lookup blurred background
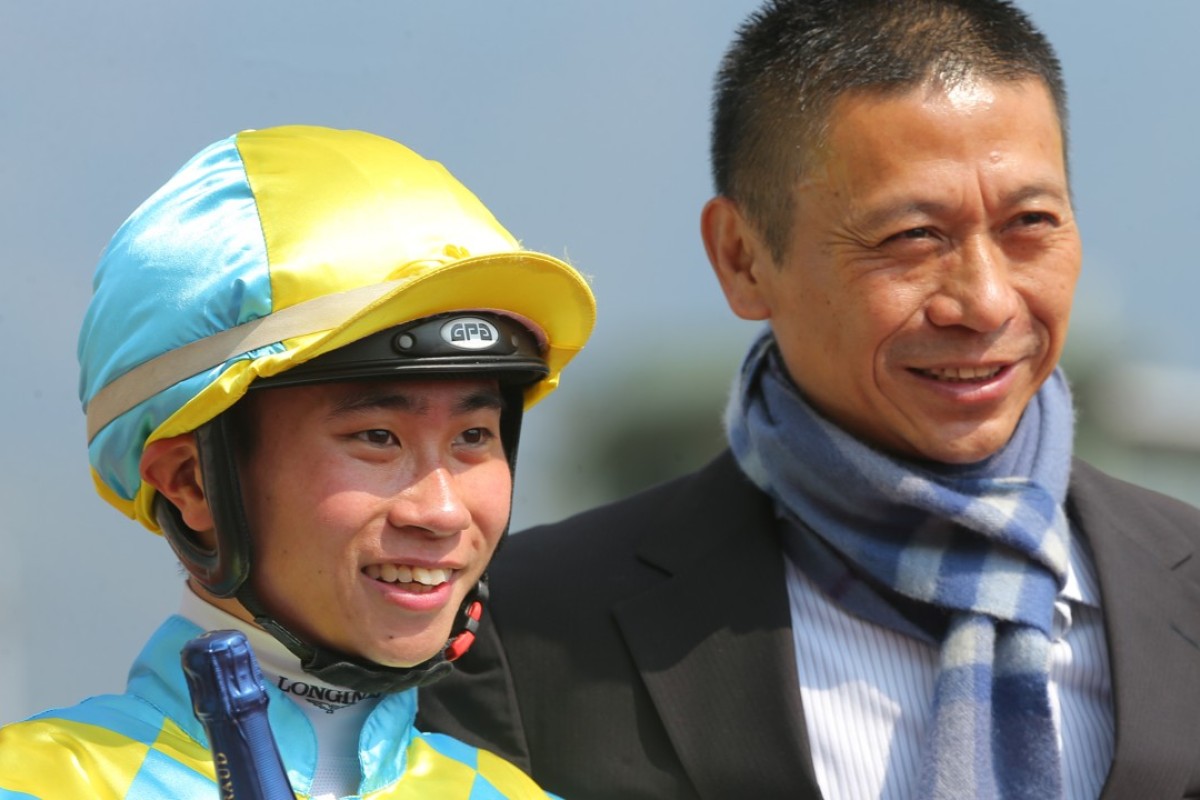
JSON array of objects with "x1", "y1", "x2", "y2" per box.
[{"x1": 2, "y1": 1, "x2": 1198, "y2": 724}]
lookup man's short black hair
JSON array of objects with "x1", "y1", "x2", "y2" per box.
[{"x1": 712, "y1": 0, "x2": 1067, "y2": 261}]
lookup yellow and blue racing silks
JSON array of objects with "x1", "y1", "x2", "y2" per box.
[{"x1": 0, "y1": 616, "x2": 557, "y2": 800}]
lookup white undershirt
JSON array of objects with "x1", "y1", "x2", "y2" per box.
[
  {"x1": 181, "y1": 587, "x2": 378, "y2": 799},
  {"x1": 786, "y1": 528, "x2": 1114, "y2": 800}
]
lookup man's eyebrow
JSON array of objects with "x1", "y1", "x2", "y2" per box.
[
  {"x1": 328, "y1": 385, "x2": 505, "y2": 417},
  {"x1": 850, "y1": 183, "x2": 1070, "y2": 233},
  {"x1": 850, "y1": 200, "x2": 950, "y2": 234}
]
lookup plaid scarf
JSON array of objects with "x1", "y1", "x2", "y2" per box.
[{"x1": 726, "y1": 330, "x2": 1072, "y2": 800}]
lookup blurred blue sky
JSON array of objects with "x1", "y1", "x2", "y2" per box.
[{"x1": 2, "y1": 1, "x2": 1198, "y2": 723}]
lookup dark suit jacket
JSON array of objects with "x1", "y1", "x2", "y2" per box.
[{"x1": 420, "y1": 452, "x2": 1200, "y2": 799}]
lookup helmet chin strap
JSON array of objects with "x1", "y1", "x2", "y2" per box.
[
  {"x1": 243, "y1": 576, "x2": 488, "y2": 695},
  {"x1": 158, "y1": 411, "x2": 493, "y2": 694}
]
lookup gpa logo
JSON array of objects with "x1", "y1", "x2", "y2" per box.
[{"x1": 441, "y1": 317, "x2": 499, "y2": 351}]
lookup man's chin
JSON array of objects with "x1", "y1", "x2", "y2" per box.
[{"x1": 902, "y1": 419, "x2": 1019, "y2": 465}]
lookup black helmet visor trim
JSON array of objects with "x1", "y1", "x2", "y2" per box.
[{"x1": 250, "y1": 312, "x2": 549, "y2": 391}]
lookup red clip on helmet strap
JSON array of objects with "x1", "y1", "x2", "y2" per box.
[{"x1": 445, "y1": 599, "x2": 484, "y2": 662}]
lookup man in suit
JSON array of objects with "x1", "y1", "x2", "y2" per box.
[{"x1": 420, "y1": 1, "x2": 1200, "y2": 798}]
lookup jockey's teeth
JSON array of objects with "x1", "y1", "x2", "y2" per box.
[{"x1": 363, "y1": 564, "x2": 451, "y2": 585}]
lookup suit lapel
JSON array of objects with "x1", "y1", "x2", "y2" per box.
[
  {"x1": 611, "y1": 454, "x2": 1200, "y2": 797},
  {"x1": 613, "y1": 453, "x2": 820, "y2": 799},
  {"x1": 1069, "y1": 461, "x2": 1200, "y2": 799}
]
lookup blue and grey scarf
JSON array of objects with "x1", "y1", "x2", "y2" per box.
[{"x1": 726, "y1": 329, "x2": 1072, "y2": 800}]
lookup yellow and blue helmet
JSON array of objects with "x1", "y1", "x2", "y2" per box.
[
  {"x1": 77, "y1": 125, "x2": 596, "y2": 691},
  {"x1": 80, "y1": 124, "x2": 595, "y2": 532}
]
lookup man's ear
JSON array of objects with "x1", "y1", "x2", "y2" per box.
[
  {"x1": 140, "y1": 433, "x2": 214, "y2": 534},
  {"x1": 700, "y1": 195, "x2": 774, "y2": 321}
]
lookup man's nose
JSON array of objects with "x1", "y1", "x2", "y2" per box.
[
  {"x1": 386, "y1": 465, "x2": 472, "y2": 537},
  {"x1": 925, "y1": 235, "x2": 1020, "y2": 332}
]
